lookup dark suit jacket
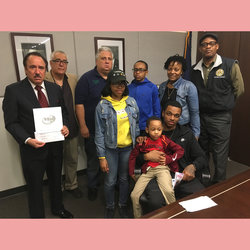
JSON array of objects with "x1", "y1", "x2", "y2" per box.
[{"x1": 2, "y1": 77, "x2": 68, "y2": 145}]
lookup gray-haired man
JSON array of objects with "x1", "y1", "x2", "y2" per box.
[
  {"x1": 75, "y1": 47, "x2": 113, "y2": 201},
  {"x1": 45, "y1": 50, "x2": 82, "y2": 198}
]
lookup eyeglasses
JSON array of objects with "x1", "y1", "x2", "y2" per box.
[
  {"x1": 132, "y1": 68, "x2": 147, "y2": 72},
  {"x1": 52, "y1": 59, "x2": 69, "y2": 64},
  {"x1": 200, "y1": 41, "x2": 217, "y2": 48},
  {"x1": 165, "y1": 111, "x2": 180, "y2": 118}
]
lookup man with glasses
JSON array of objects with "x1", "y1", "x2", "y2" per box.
[
  {"x1": 45, "y1": 50, "x2": 82, "y2": 199},
  {"x1": 75, "y1": 47, "x2": 113, "y2": 201},
  {"x1": 191, "y1": 33, "x2": 244, "y2": 183},
  {"x1": 128, "y1": 60, "x2": 161, "y2": 135}
]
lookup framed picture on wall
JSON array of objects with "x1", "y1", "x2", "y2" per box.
[
  {"x1": 94, "y1": 37, "x2": 125, "y2": 72},
  {"x1": 10, "y1": 32, "x2": 54, "y2": 81}
]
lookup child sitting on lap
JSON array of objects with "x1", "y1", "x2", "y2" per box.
[{"x1": 129, "y1": 116, "x2": 184, "y2": 218}]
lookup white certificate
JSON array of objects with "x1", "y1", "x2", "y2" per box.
[{"x1": 33, "y1": 107, "x2": 64, "y2": 143}]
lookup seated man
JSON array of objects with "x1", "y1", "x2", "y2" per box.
[{"x1": 136, "y1": 100, "x2": 208, "y2": 214}]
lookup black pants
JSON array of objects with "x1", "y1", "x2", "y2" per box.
[
  {"x1": 20, "y1": 142, "x2": 64, "y2": 218},
  {"x1": 199, "y1": 112, "x2": 232, "y2": 182},
  {"x1": 84, "y1": 135, "x2": 101, "y2": 189}
]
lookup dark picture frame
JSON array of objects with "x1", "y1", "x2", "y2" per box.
[
  {"x1": 94, "y1": 37, "x2": 125, "y2": 72},
  {"x1": 10, "y1": 32, "x2": 54, "y2": 81}
]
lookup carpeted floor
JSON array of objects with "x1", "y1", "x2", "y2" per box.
[{"x1": 0, "y1": 160, "x2": 249, "y2": 218}]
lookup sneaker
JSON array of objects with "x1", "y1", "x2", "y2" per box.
[
  {"x1": 105, "y1": 208, "x2": 115, "y2": 218},
  {"x1": 88, "y1": 188, "x2": 98, "y2": 201},
  {"x1": 66, "y1": 187, "x2": 83, "y2": 199},
  {"x1": 118, "y1": 205, "x2": 129, "y2": 218}
]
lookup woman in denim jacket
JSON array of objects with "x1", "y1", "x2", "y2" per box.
[
  {"x1": 159, "y1": 55, "x2": 200, "y2": 139},
  {"x1": 95, "y1": 69, "x2": 140, "y2": 218}
]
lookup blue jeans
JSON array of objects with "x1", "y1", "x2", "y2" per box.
[{"x1": 104, "y1": 146, "x2": 132, "y2": 209}]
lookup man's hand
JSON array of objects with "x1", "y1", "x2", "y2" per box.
[
  {"x1": 144, "y1": 150, "x2": 166, "y2": 165},
  {"x1": 182, "y1": 164, "x2": 196, "y2": 181},
  {"x1": 80, "y1": 125, "x2": 90, "y2": 138},
  {"x1": 27, "y1": 138, "x2": 45, "y2": 149},
  {"x1": 61, "y1": 125, "x2": 69, "y2": 137},
  {"x1": 99, "y1": 158, "x2": 109, "y2": 173}
]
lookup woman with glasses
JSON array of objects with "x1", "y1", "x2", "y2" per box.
[
  {"x1": 159, "y1": 55, "x2": 200, "y2": 139},
  {"x1": 95, "y1": 69, "x2": 140, "y2": 218}
]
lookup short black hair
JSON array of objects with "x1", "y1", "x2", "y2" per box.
[
  {"x1": 199, "y1": 33, "x2": 218, "y2": 45},
  {"x1": 146, "y1": 116, "x2": 162, "y2": 128},
  {"x1": 164, "y1": 55, "x2": 187, "y2": 72},
  {"x1": 101, "y1": 81, "x2": 129, "y2": 97},
  {"x1": 134, "y1": 60, "x2": 148, "y2": 70},
  {"x1": 162, "y1": 100, "x2": 182, "y2": 113},
  {"x1": 23, "y1": 52, "x2": 48, "y2": 69}
]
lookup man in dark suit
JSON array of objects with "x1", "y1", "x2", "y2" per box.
[{"x1": 2, "y1": 52, "x2": 73, "y2": 218}]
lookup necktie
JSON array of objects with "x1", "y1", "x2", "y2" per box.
[{"x1": 35, "y1": 85, "x2": 49, "y2": 108}]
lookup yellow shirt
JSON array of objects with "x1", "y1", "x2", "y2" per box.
[{"x1": 102, "y1": 96, "x2": 132, "y2": 148}]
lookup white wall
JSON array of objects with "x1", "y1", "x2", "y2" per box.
[{"x1": 0, "y1": 31, "x2": 197, "y2": 192}]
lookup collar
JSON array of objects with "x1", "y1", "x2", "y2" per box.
[
  {"x1": 50, "y1": 70, "x2": 68, "y2": 82},
  {"x1": 131, "y1": 77, "x2": 150, "y2": 85},
  {"x1": 202, "y1": 55, "x2": 216, "y2": 68},
  {"x1": 28, "y1": 79, "x2": 45, "y2": 89},
  {"x1": 193, "y1": 54, "x2": 222, "y2": 79},
  {"x1": 171, "y1": 76, "x2": 184, "y2": 88},
  {"x1": 94, "y1": 66, "x2": 108, "y2": 80}
]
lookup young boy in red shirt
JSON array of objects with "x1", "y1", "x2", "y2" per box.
[{"x1": 129, "y1": 116, "x2": 184, "y2": 218}]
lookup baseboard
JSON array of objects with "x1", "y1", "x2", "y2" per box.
[{"x1": 0, "y1": 169, "x2": 86, "y2": 199}]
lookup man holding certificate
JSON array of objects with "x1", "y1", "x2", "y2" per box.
[{"x1": 2, "y1": 52, "x2": 73, "y2": 218}]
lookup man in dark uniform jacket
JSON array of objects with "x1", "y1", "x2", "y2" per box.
[
  {"x1": 191, "y1": 33, "x2": 244, "y2": 183},
  {"x1": 2, "y1": 52, "x2": 73, "y2": 218}
]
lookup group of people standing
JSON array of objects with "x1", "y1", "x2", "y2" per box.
[{"x1": 2, "y1": 33, "x2": 244, "y2": 218}]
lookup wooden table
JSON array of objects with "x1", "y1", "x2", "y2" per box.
[{"x1": 143, "y1": 169, "x2": 250, "y2": 218}]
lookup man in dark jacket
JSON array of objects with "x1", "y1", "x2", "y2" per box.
[
  {"x1": 191, "y1": 33, "x2": 244, "y2": 183},
  {"x1": 2, "y1": 52, "x2": 73, "y2": 218},
  {"x1": 136, "y1": 100, "x2": 207, "y2": 214}
]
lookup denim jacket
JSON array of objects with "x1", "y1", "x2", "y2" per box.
[
  {"x1": 159, "y1": 77, "x2": 200, "y2": 137},
  {"x1": 95, "y1": 96, "x2": 140, "y2": 158}
]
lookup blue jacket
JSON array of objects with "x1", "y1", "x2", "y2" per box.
[
  {"x1": 159, "y1": 77, "x2": 200, "y2": 137},
  {"x1": 95, "y1": 96, "x2": 140, "y2": 158},
  {"x1": 128, "y1": 78, "x2": 161, "y2": 130}
]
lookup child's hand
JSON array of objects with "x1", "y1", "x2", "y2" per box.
[
  {"x1": 131, "y1": 174, "x2": 137, "y2": 182},
  {"x1": 136, "y1": 136, "x2": 147, "y2": 145},
  {"x1": 159, "y1": 156, "x2": 166, "y2": 166}
]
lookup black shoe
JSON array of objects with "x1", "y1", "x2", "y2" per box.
[
  {"x1": 66, "y1": 187, "x2": 83, "y2": 199},
  {"x1": 118, "y1": 205, "x2": 129, "y2": 218},
  {"x1": 88, "y1": 188, "x2": 98, "y2": 201},
  {"x1": 105, "y1": 208, "x2": 115, "y2": 218},
  {"x1": 52, "y1": 209, "x2": 74, "y2": 218}
]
